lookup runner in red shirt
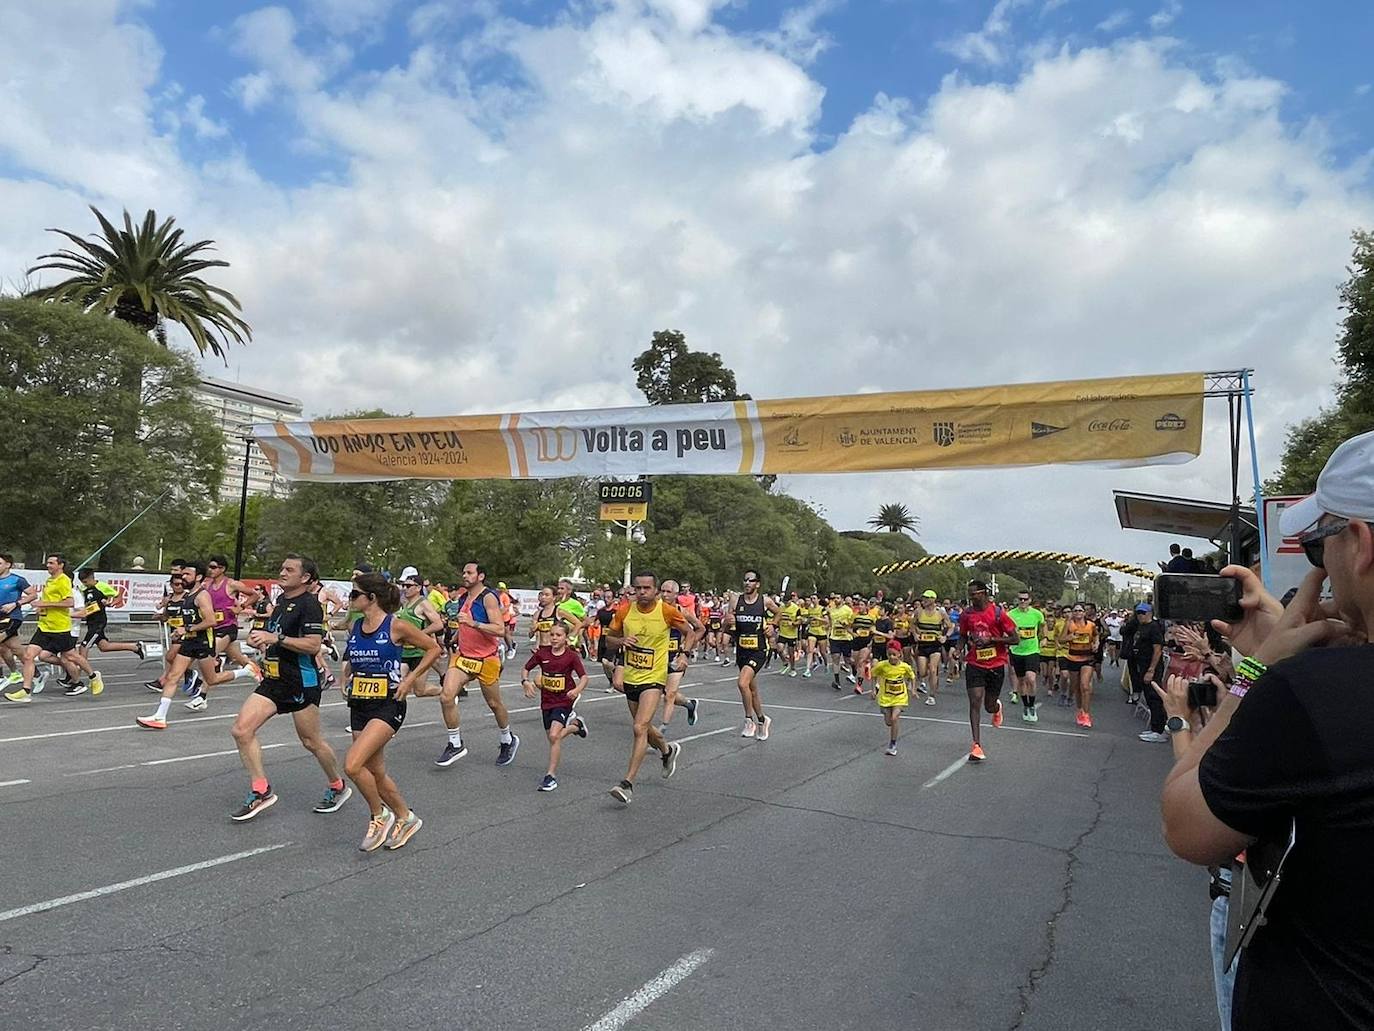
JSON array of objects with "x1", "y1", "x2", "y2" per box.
[
  {"x1": 958, "y1": 579, "x2": 1018, "y2": 763},
  {"x1": 521, "y1": 624, "x2": 590, "y2": 792}
]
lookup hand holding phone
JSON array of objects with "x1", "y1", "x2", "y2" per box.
[{"x1": 1154, "y1": 574, "x2": 1244, "y2": 623}]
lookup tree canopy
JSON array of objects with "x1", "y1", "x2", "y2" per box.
[{"x1": 632, "y1": 329, "x2": 744, "y2": 405}]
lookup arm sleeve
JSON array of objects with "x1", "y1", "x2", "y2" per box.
[{"x1": 1197, "y1": 670, "x2": 1324, "y2": 840}]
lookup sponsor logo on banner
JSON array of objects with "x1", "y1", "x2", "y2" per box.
[
  {"x1": 1088, "y1": 419, "x2": 1132, "y2": 432},
  {"x1": 781, "y1": 424, "x2": 806, "y2": 450},
  {"x1": 935, "y1": 421, "x2": 993, "y2": 447},
  {"x1": 527, "y1": 423, "x2": 731, "y2": 464},
  {"x1": 1031, "y1": 422, "x2": 1067, "y2": 439},
  {"x1": 1155, "y1": 413, "x2": 1188, "y2": 431},
  {"x1": 835, "y1": 428, "x2": 856, "y2": 448},
  {"x1": 857, "y1": 426, "x2": 920, "y2": 447},
  {"x1": 933, "y1": 422, "x2": 955, "y2": 447},
  {"x1": 531, "y1": 427, "x2": 578, "y2": 462}
]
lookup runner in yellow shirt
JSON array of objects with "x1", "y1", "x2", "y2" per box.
[
  {"x1": 827, "y1": 595, "x2": 854, "y2": 691},
  {"x1": 773, "y1": 594, "x2": 803, "y2": 676},
  {"x1": 868, "y1": 640, "x2": 914, "y2": 755},
  {"x1": 7, "y1": 553, "x2": 104, "y2": 702}
]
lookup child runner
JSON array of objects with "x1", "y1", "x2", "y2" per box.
[
  {"x1": 521, "y1": 624, "x2": 590, "y2": 792},
  {"x1": 868, "y1": 640, "x2": 914, "y2": 755}
]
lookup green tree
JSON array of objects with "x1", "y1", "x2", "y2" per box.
[
  {"x1": 867, "y1": 502, "x2": 920, "y2": 535},
  {"x1": 27, "y1": 206, "x2": 251, "y2": 360},
  {"x1": 1077, "y1": 570, "x2": 1116, "y2": 609},
  {"x1": 0, "y1": 299, "x2": 223, "y2": 566},
  {"x1": 632, "y1": 329, "x2": 744, "y2": 405},
  {"x1": 1270, "y1": 229, "x2": 1374, "y2": 492}
]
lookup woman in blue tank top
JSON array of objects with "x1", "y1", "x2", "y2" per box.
[{"x1": 344, "y1": 573, "x2": 441, "y2": 853}]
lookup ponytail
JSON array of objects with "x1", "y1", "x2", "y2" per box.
[{"x1": 354, "y1": 572, "x2": 401, "y2": 613}]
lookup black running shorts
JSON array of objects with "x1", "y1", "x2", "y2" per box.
[
  {"x1": 623, "y1": 682, "x2": 664, "y2": 703},
  {"x1": 349, "y1": 698, "x2": 406, "y2": 733},
  {"x1": 542, "y1": 706, "x2": 574, "y2": 730},
  {"x1": 965, "y1": 664, "x2": 1006, "y2": 697},
  {"x1": 214, "y1": 625, "x2": 239, "y2": 643},
  {"x1": 29, "y1": 629, "x2": 76, "y2": 654},
  {"x1": 179, "y1": 637, "x2": 213, "y2": 660},
  {"x1": 831, "y1": 639, "x2": 853, "y2": 657},
  {"x1": 81, "y1": 623, "x2": 110, "y2": 647},
  {"x1": 255, "y1": 680, "x2": 322, "y2": 715},
  {"x1": 917, "y1": 642, "x2": 942, "y2": 658},
  {"x1": 736, "y1": 649, "x2": 767, "y2": 671},
  {"x1": 1, "y1": 618, "x2": 22, "y2": 642},
  {"x1": 1010, "y1": 653, "x2": 1037, "y2": 677}
]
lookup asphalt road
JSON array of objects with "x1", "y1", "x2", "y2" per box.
[{"x1": 0, "y1": 649, "x2": 1221, "y2": 1031}]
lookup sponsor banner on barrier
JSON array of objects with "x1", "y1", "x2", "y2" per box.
[{"x1": 252, "y1": 373, "x2": 1205, "y2": 482}]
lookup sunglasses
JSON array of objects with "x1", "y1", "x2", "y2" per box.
[
  {"x1": 349, "y1": 589, "x2": 370, "y2": 600},
  {"x1": 743, "y1": 577, "x2": 759, "y2": 584},
  {"x1": 1300, "y1": 519, "x2": 1348, "y2": 569}
]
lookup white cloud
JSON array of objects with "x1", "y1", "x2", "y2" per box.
[
  {"x1": 1149, "y1": 1, "x2": 1182, "y2": 30},
  {"x1": 306, "y1": 0, "x2": 398, "y2": 36},
  {"x1": 1096, "y1": 9, "x2": 1131, "y2": 32},
  {"x1": 940, "y1": 0, "x2": 1031, "y2": 67},
  {"x1": 4, "y1": 4, "x2": 1372, "y2": 567}
]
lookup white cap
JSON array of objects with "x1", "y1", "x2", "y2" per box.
[
  {"x1": 1279, "y1": 430, "x2": 1374, "y2": 537},
  {"x1": 400, "y1": 565, "x2": 419, "y2": 581}
]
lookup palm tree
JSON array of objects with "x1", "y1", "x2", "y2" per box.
[
  {"x1": 868, "y1": 503, "x2": 919, "y2": 535},
  {"x1": 27, "y1": 206, "x2": 251, "y2": 360}
]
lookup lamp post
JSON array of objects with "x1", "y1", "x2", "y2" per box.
[{"x1": 618, "y1": 520, "x2": 647, "y2": 587}]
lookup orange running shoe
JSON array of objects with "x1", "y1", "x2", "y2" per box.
[
  {"x1": 1082, "y1": 712, "x2": 1093, "y2": 729},
  {"x1": 991, "y1": 700, "x2": 1003, "y2": 728},
  {"x1": 969, "y1": 742, "x2": 986, "y2": 762}
]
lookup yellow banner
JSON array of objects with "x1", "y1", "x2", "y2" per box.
[{"x1": 252, "y1": 372, "x2": 1204, "y2": 481}]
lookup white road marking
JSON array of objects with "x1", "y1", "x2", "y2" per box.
[
  {"x1": 672, "y1": 726, "x2": 735, "y2": 744},
  {"x1": 0, "y1": 843, "x2": 291, "y2": 924},
  {"x1": 694, "y1": 699, "x2": 1090, "y2": 738},
  {"x1": 921, "y1": 756, "x2": 971, "y2": 791},
  {"x1": 582, "y1": 948, "x2": 714, "y2": 1031},
  {"x1": 0, "y1": 778, "x2": 31, "y2": 787},
  {"x1": 67, "y1": 744, "x2": 289, "y2": 777}
]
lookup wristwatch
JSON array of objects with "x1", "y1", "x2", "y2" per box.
[{"x1": 1165, "y1": 715, "x2": 1189, "y2": 734}]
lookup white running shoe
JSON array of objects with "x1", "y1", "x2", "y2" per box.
[
  {"x1": 185, "y1": 695, "x2": 208, "y2": 711},
  {"x1": 741, "y1": 719, "x2": 757, "y2": 738}
]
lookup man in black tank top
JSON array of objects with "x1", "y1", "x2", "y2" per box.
[{"x1": 727, "y1": 569, "x2": 779, "y2": 741}]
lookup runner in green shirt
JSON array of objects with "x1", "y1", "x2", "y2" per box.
[{"x1": 1007, "y1": 590, "x2": 1046, "y2": 723}]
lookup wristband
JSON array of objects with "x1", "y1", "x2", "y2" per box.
[
  {"x1": 1229, "y1": 673, "x2": 1256, "y2": 699},
  {"x1": 1236, "y1": 656, "x2": 1268, "y2": 680}
]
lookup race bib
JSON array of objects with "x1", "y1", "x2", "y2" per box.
[
  {"x1": 535, "y1": 619, "x2": 554, "y2": 634},
  {"x1": 214, "y1": 610, "x2": 226, "y2": 624},
  {"x1": 624, "y1": 646, "x2": 655, "y2": 670},
  {"x1": 452, "y1": 655, "x2": 484, "y2": 675},
  {"x1": 83, "y1": 603, "x2": 100, "y2": 616},
  {"x1": 167, "y1": 617, "x2": 183, "y2": 629},
  {"x1": 976, "y1": 646, "x2": 997, "y2": 662},
  {"x1": 883, "y1": 678, "x2": 906, "y2": 697},
  {"x1": 738, "y1": 635, "x2": 759, "y2": 650},
  {"x1": 918, "y1": 631, "x2": 938, "y2": 643},
  {"x1": 541, "y1": 673, "x2": 567, "y2": 693},
  {"x1": 350, "y1": 674, "x2": 389, "y2": 699},
  {"x1": 446, "y1": 619, "x2": 461, "y2": 630},
  {"x1": 1018, "y1": 627, "x2": 1036, "y2": 639},
  {"x1": 263, "y1": 658, "x2": 280, "y2": 679},
  {"x1": 667, "y1": 637, "x2": 678, "y2": 653},
  {"x1": 253, "y1": 618, "x2": 267, "y2": 630}
]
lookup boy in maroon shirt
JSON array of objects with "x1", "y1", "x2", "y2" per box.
[{"x1": 522, "y1": 624, "x2": 590, "y2": 792}]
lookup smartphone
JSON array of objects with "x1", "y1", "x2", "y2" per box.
[
  {"x1": 1187, "y1": 678, "x2": 1218, "y2": 709},
  {"x1": 1153, "y1": 573, "x2": 1244, "y2": 623}
]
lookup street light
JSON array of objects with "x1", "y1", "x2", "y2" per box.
[{"x1": 614, "y1": 520, "x2": 647, "y2": 587}]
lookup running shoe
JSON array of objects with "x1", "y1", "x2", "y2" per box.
[
  {"x1": 4, "y1": 688, "x2": 32, "y2": 704},
  {"x1": 539, "y1": 774, "x2": 559, "y2": 792},
  {"x1": 780, "y1": 664, "x2": 792, "y2": 676},
  {"x1": 661, "y1": 740, "x2": 682, "y2": 779},
  {"x1": 1138, "y1": 731, "x2": 1168, "y2": 743},
  {"x1": 853, "y1": 684, "x2": 863, "y2": 695},
  {"x1": 788, "y1": 667, "x2": 798, "y2": 678},
  {"x1": 90, "y1": 673, "x2": 104, "y2": 697},
  {"x1": 968, "y1": 742, "x2": 986, "y2": 762},
  {"x1": 1074, "y1": 710, "x2": 1088, "y2": 727},
  {"x1": 64, "y1": 682, "x2": 88, "y2": 697},
  {"x1": 231, "y1": 788, "x2": 278, "y2": 822},
  {"x1": 740, "y1": 719, "x2": 757, "y2": 738},
  {"x1": 134, "y1": 641, "x2": 146, "y2": 661},
  {"x1": 884, "y1": 743, "x2": 898, "y2": 757},
  {"x1": 917, "y1": 682, "x2": 928, "y2": 695},
  {"x1": 1, "y1": 671, "x2": 20, "y2": 687},
  {"x1": 136, "y1": 714, "x2": 167, "y2": 729},
  {"x1": 572, "y1": 713, "x2": 589, "y2": 739},
  {"x1": 1010, "y1": 691, "x2": 1019, "y2": 704},
  {"x1": 385, "y1": 811, "x2": 423, "y2": 850},
  {"x1": 1025, "y1": 707, "x2": 1038, "y2": 723},
  {"x1": 31, "y1": 675, "x2": 46, "y2": 694},
  {"x1": 496, "y1": 734, "x2": 520, "y2": 767},
  {"x1": 802, "y1": 669, "x2": 812, "y2": 678},
  {"x1": 685, "y1": 699, "x2": 699, "y2": 727},
  {"x1": 59, "y1": 672, "x2": 76, "y2": 688},
  {"x1": 1082, "y1": 712, "x2": 1093, "y2": 729},
  {"x1": 831, "y1": 678, "x2": 841, "y2": 691},
  {"x1": 846, "y1": 673, "x2": 857, "y2": 684},
  {"x1": 923, "y1": 696, "x2": 936, "y2": 706},
  {"x1": 246, "y1": 660, "x2": 263, "y2": 682},
  {"x1": 185, "y1": 695, "x2": 208, "y2": 712},
  {"x1": 610, "y1": 780, "x2": 633, "y2": 805},
  {"x1": 757, "y1": 714, "x2": 772, "y2": 741},
  {"x1": 435, "y1": 741, "x2": 468, "y2": 767},
  {"x1": 360, "y1": 807, "x2": 395, "y2": 852},
  {"x1": 313, "y1": 784, "x2": 353, "y2": 814},
  {"x1": 991, "y1": 700, "x2": 1003, "y2": 728}
]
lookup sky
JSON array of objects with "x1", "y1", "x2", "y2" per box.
[{"x1": 4, "y1": 0, "x2": 1373, "y2": 573}]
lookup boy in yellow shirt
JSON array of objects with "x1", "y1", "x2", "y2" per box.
[{"x1": 868, "y1": 640, "x2": 914, "y2": 756}]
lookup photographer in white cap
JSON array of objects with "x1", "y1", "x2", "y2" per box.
[{"x1": 1156, "y1": 429, "x2": 1374, "y2": 1030}]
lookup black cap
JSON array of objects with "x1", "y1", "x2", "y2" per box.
[
  {"x1": 967, "y1": 579, "x2": 990, "y2": 592},
  {"x1": 354, "y1": 562, "x2": 374, "y2": 574}
]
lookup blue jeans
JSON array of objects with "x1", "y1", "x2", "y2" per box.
[{"x1": 1210, "y1": 867, "x2": 1236, "y2": 1031}]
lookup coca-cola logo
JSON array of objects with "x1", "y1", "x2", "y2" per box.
[{"x1": 1089, "y1": 419, "x2": 1132, "y2": 432}]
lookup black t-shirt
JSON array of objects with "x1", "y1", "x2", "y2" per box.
[
  {"x1": 1198, "y1": 646, "x2": 1374, "y2": 1030},
  {"x1": 1126, "y1": 618, "x2": 1164, "y2": 667},
  {"x1": 263, "y1": 591, "x2": 325, "y2": 690}
]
